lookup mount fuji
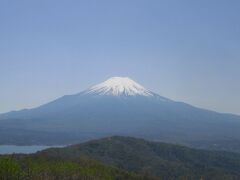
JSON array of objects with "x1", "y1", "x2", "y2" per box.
[
  {"x1": 86, "y1": 77, "x2": 154, "y2": 96},
  {"x1": 1, "y1": 77, "x2": 240, "y2": 152}
]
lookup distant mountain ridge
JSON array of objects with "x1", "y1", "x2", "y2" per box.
[{"x1": 0, "y1": 77, "x2": 240, "y2": 152}]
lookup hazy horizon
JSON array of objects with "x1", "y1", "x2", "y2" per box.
[{"x1": 1, "y1": 0, "x2": 240, "y2": 115}]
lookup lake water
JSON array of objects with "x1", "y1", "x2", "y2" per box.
[{"x1": 0, "y1": 145, "x2": 62, "y2": 154}]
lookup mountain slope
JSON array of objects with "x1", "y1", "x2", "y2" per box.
[
  {"x1": 1, "y1": 77, "x2": 240, "y2": 152},
  {"x1": 38, "y1": 136, "x2": 240, "y2": 179},
  {"x1": 0, "y1": 152, "x2": 147, "y2": 180}
]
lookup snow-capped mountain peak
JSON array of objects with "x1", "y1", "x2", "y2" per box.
[{"x1": 85, "y1": 77, "x2": 153, "y2": 96}]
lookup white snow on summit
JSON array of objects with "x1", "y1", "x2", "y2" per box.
[{"x1": 86, "y1": 77, "x2": 153, "y2": 96}]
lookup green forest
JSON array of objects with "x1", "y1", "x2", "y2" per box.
[
  {"x1": 0, "y1": 155, "x2": 146, "y2": 180},
  {"x1": 1, "y1": 136, "x2": 240, "y2": 180}
]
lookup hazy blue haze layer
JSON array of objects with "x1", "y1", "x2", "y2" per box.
[{"x1": 0, "y1": 145, "x2": 62, "y2": 154}]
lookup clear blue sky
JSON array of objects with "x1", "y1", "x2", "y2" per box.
[{"x1": 0, "y1": 0, "x2": 240, "y2": 114}]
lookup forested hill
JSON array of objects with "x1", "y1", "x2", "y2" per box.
[
  {"x1": 0, "y1": 154, "x2": 148, "y2": 180},
  {"x1": 1, "y1": 136, "x2": 240, "y2": 179},
  {"x1": 39, "y1": 136, "x2": 240, "y2": 179}
]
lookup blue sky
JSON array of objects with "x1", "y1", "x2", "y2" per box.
[{"x1": 0, "y1": 0, "x2": 240, "y2": 114}]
